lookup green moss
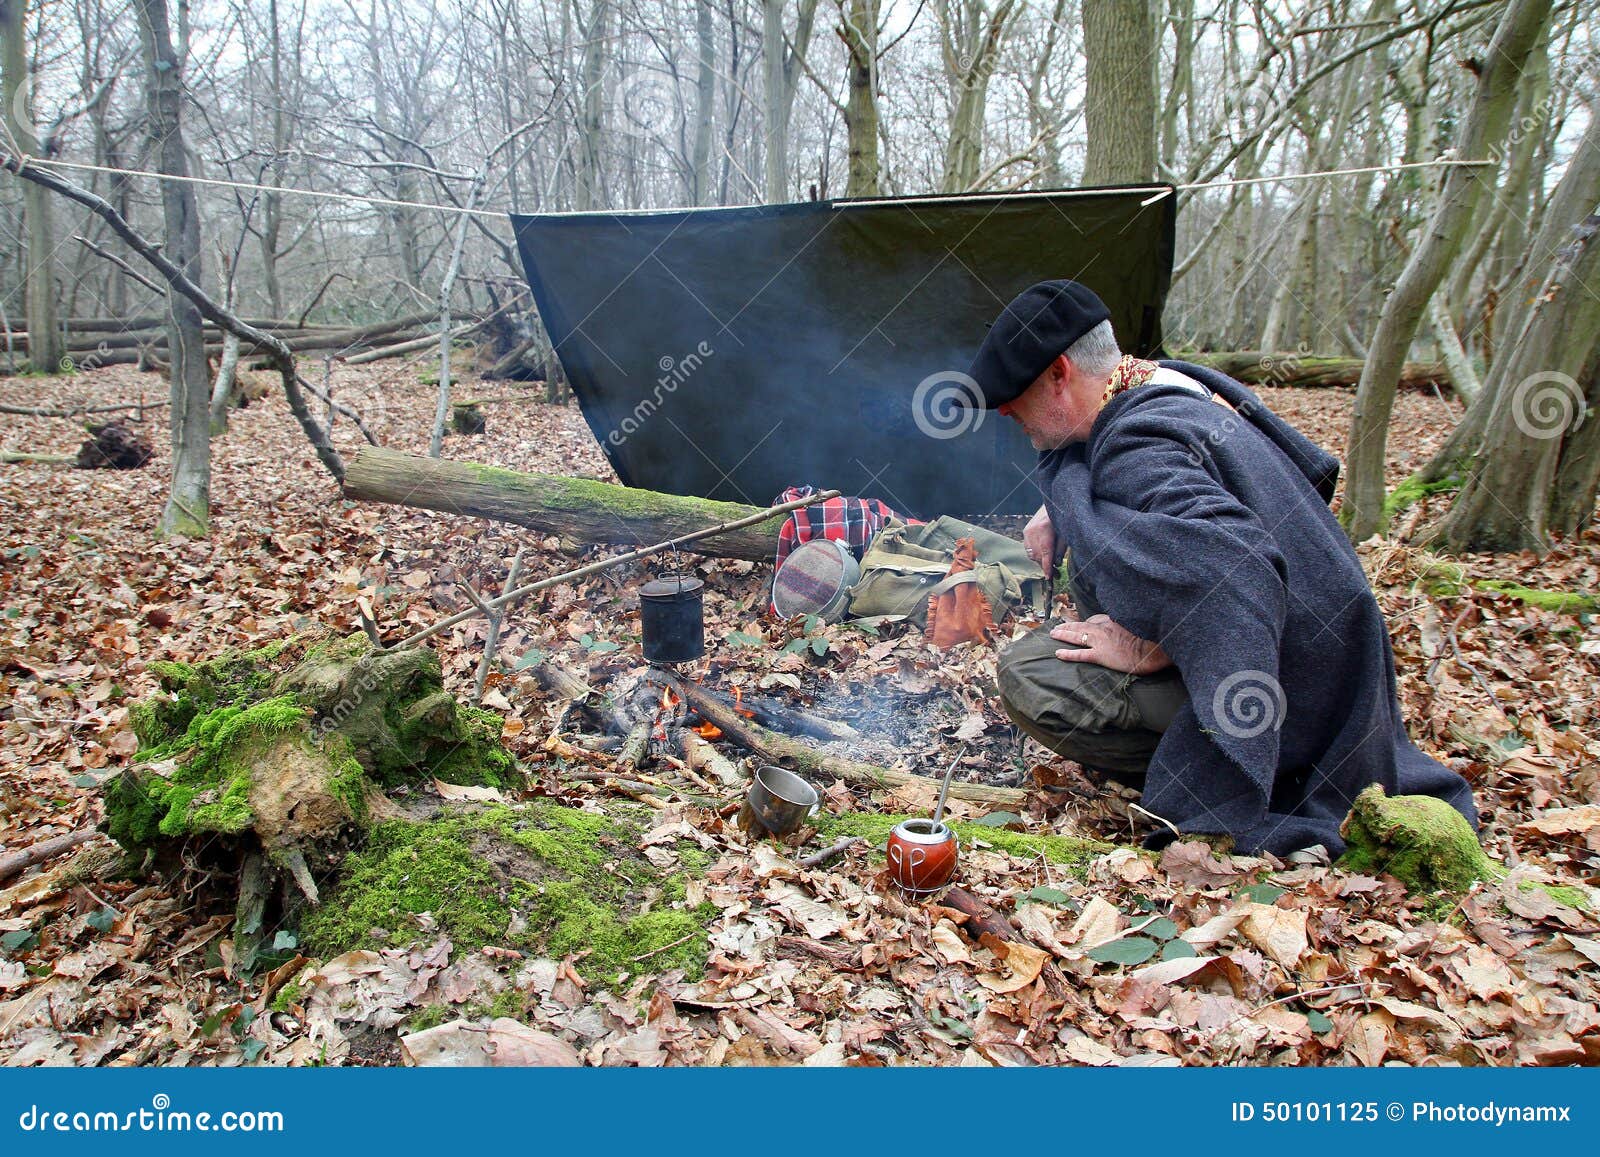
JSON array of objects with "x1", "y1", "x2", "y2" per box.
[
  {"x1": 812, "y1": 812, "x2": 1107, "y2": 877},
  {"x1": 1383, "y1": 473, "x2": 1461, "y2": 523},
  {"x1": 487, "y1": 987, "x2": 526, "y2": 1019},
  {"x1": 270, "y1": 978, "x2": 305, "y2": 1013},
  {"x1": 133, "y1": 653, "x2": 282, "y2": 756},
  {"x1": 326, "y1": 741, "x2": 370, "y2": 827},
  {"x1": 108, "y1": 697, "x2": 314, "y2": 847},
  {"x1": 279, "y1": 634, "x2": 515, "y2": 789},
  {"x1": 1338, "y1": 784, "x2": 1497, "y2": 895},
  {"x1": 428, "y1": 705, "x2": 516, "y2": 788},
  {"x1": 457, "y1": 462, "x2": 787, "y2": 540},
  {"x1": 148, "y1": 660, "x2": 198, "y2": 689},
  {"x1": 301, "y1": 803, "x2": 713, "y2": 986},
  {"x1": 403, "y1": 1003, "x2": 451, "y2": 1033},
  {"x1": 1415, "y1": 557, "x2": 1467, "y2": 598},
  {"x1": 1472, "y1": 581, "x2": 1598, "y2": 615},
  {"x1": 1518, "y1": 880, "x2": 1593, "y2": 912}
]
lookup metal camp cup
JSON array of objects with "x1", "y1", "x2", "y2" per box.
[{"x1": 745, "y1": 765, "x2": 821, "y2": 837}]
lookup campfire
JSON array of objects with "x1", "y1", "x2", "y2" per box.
[{"x1": 524, "y1": 645, "x2": 1031, "y2": 832}]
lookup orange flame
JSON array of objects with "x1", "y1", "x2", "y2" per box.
[
  {"x1": 691, "y1": 721, "x2": 723, "y2": 739},
  {"x1": 652, "y1": 686, "x2": 680, "y2": 742},
  {"x1": 732, "y1": 685, "x2": 755, "y2": 719}
]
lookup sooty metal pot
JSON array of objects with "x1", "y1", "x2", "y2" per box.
[{"x1": 640, "y1": 574, "x2": 705, "y2": 665}]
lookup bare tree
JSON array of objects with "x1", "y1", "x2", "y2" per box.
[
  {"x1": 136, "y1": 0, "x2": 211, "y2": 536},
  {"x1": 1081, "y1": 0, "x2": 1157, "y2": 185},
  {"x1": 2, "y1": 0, "x2": 65, "y2": 372},
  {"x1": 1341, "y1": 0, "x2": 1552, "y2": 542},
  {"x1": 762, "y1": 0, "x2": 819, "y2": 203},
  {"x1": 837, "y1": 0, "x2": 880, "y2": 197},
  {"x1": 936, "y1": 0, "x2": 1017, "y2": 193}
]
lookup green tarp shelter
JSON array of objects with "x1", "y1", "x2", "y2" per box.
[{"x1": 513, "y1": 186, "x2": 1175, "y2": 517}]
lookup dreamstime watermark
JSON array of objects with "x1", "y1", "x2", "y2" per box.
[
  {"x1": 1510, "y1": 370, "x2": 1587, "y2": 441},
  {"x1": 312, "y1": 645, "x2": 381, "y2": 741},
  {"x1": 605, "y1": 339, "x2": 714, "y2": 447},
  {"x1": 16, "y1": 1093, "x2": 284, "y2": 1134},
  {"x1": 8, "y1": 80, "x2": 51, "y2": 151},
  {"x1": 1183, "y1": 344, "x2": 1310, "y2": 466},
  {"x1": 324, "y1": 374, "x2": 393, "y2": 436},
  {"x1": 1211, "y1": 669, "x2": 1287, "y2": 739},
  {"x1": 618, "y1": 72, "x2": 676, "y2": 131},
  {"x1": 911, "y1": 370, "x2": 986, "y2": 440},
  {"x1": 1485, "y1": 55, "x2": 1597, "y2": 168},
  {"x1": 59, "y1": 339, "x2": 113, "y2": 374}
]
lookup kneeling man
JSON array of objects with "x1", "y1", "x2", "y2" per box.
[{"x1": 963, "y1": 280, "x2": 1476, "y2": 857}]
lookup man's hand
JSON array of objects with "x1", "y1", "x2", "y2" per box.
[
  {"x1": 1024, "y1": 504, "x2": 1055, "y2": 578},
  {"x1": 1052, "y1": 613, "x2": 1172, "y2": 675}
]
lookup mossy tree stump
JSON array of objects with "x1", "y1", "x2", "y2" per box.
[
  {"x1": 107, "y1": 635, "x2": 519, "y2": 969},
  {"x1": 451, "y1": 401, "x2": 486, "y2": 435}
]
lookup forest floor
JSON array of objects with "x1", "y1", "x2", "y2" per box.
[{"x1": 1, "y1": 360, "x2": 1597, "y2": 1067}]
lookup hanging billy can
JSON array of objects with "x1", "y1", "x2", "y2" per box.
[{"x1": 639, "y1": 574, "x2": 705, "y2": 665}]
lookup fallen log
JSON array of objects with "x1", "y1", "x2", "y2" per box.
[
  {"x1": 0, "y1": 399, "x2": 168, "y2": 418},
  {"x1": 342, "y1": 323, "x2": 476, "y2": 365},
  {"x1": 678, "y1": 728, "x2": 745, "y2": 787},
  {"x1": 668, "y1": 676, "x2": 1027, "y2": 808},
  {"x1": 67, "y1": 315, "x2": 340, "y2": 332},
  {"x1": 1, "y1": 452, "x2": 75, "y2": 465},
  {"x1": 0, "y1": 830, "x2": 99, "y2": 885},
  {"x1": 799, "y1": 836, "x2": 862, "y2": 869},
  {"x1": 1186, "y1": 351, "x2": 1451, "y2": 391},
  {"x1": 693, "y1": 685, "x2": 863, "y2": 744},
  {"x1": 342, "y1": 446, "x2": 790, "y2": 562}
]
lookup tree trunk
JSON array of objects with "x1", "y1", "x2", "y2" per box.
[
  {"x1": 1427, "y1": 295, "x2": 1481, "y2": 407},
  {"x1": 838, "y1": 0, "x2": 881, "y2": 197},
  {"x1": 1, "y1": 0, "x2": 65, "y2": 374},
  {"x1": 258, "y1": 0, "x2": 290, "y2": 318},
  {"x1": 1445, "y1": 31, "x2": 1549, "y2": 338},
  {"x1": 341, "y1": 445, "x2": 792, "y2": 561},
  {"x1": 1023, "y1": 0, "x2": 1068, "y2": 189},
  {"x1": 1187, "y1": 351, "x2": 1449, "y2": 391},
  {"x1": 761, "y1": 0, "x2": 818, "y2": 204},
  {"x1": 1433, "y1": 208, "x2": 1600, "y2": 553},
  {"x1": 1548, "y1": 352, "x2": 1600, "y2": 536},
  {"x1": 1081, "y1": 0, "x2": 1157, "y2": 185},
  {"x1": 137, "y1": 0, "x2": 211, "y2": 537},
  {"x1": 692, "y1": 0, "x2": 717, "y2": 205},
  {"x1": 938, "y1": 0, "x2": 1018, "y2": 193},
  {"x1": 574, "y1": 0, "x2": 610, "y2": 210},
  {"x1": 1340, "y1": 0, "x2": 1553, "y2": 541},
  {"x1": 1421, "y1": 100, "x2": 1600, "y2": 485}
]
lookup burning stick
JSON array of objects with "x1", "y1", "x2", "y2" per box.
[
  {"x1": 678, "y1": 728, "x2": 744, "y2": 788},
  {"x1": 664, "y1": 675, "x2": 1027, "y2": 808}
]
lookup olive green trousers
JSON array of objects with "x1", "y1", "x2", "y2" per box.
[{"x1": 997, "y1": 623, "x2": 1189, "y2": 781}]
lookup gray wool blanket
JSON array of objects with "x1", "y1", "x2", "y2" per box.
[{"x1": 1035, "y1": 359, "x2": 1477, "y2": 856}]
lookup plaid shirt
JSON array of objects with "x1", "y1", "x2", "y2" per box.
[{"x1": 770, "y1": 486, "x2": 916, "y2": 610}]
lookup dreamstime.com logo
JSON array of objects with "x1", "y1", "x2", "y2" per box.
[
  {"x1": 606, "y1": 340, "x2": 714, "y2": 447},
  {"x1": 911, "y1": 370, "x2": 986, "y2": 439},
  {"x1": 1510, "y1": 370, "x2": 1588, "y2": 441},
  {"x1": 17, "y1": 1093, "x2": 285, "y2": 1134},
  {"x1": 1212, "y1": 670, "x2": 1287, "y2": 739},
  {"x1": 8, "y1": 79, "x2": 50, "y2": 149}
]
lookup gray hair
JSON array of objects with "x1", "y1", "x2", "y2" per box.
[{"x1": 1064, "y1": 320, "x2": 1122, "y2": 379}]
